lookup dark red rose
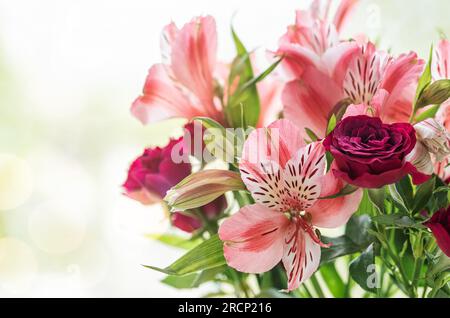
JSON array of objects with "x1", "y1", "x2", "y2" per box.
[
  {"x1": 123, "y1": 138, "x2": 191, "y2": 204},
  {"x1": 324, "y1": 115, "x2": 422, "y2": 188},
  {"x1": 424, "y1": 206, "x2": 450, "y2": 257},
  {"x1": 171, "y1": 196, "x2": 228, "y2": 233}
]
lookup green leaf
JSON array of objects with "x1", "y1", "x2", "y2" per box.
[
  {"x1": 414, "y1": 104, "x2": 440, "y2": 123},
  {"x1": 431, "y1": 177, "x2": 450, "y2": 211},
  {"x1": 319, "y1": 184, "x2": 358, "y2": 200},
  {"x1": 396, "y1": 176, "x2": 414, "y2": 210},
  {"x1": 367, "y1": 188, "x2": 386, "y2": 214},
  {"x1": 304, "y1": 127, "x2": 319, "y2": 142},
  {"x1": 162, "y1": 266, "x2": 227, "y2": 289},
  {"x1": 372, "y1": 214, "x2": 425, "y2": 229},
  {"x1": 225, "y1": 27, "x2": 260, "y2": 128},
  {"x1": 355, "y1": 190, "x2": 376, "y2": 216},
  {"x1": 144, "y1": 234, "x2": 226, "y2": 275},
  {"x1": 162, "y1": 273, "x2": 198, "y2": 289},
  {"x1": 326, "y1": 114, "x2": 337, "y2": 135},
  {"x1": 236, "y1": 58, "x2": 282, "y2": 94},
  {"x1": 320, "y1": 262, "x2": 346, "y2": 298},
  {"x1": 256, "y1": 289, "x2": 292, "y2": 298},
  {"x1": 416, "y1": 79, "x2": 450, "y2": 109},
  {"x1": 388, "y1": 184, "x2": 409, "y2": 213},
  {"x1": 413, "y1": 176, "x2": 435, "y2": 214},
  {"x1": 345, "y1": 215, "x2": 374, "y2": 247},
  {"x1": 349, "y1": 243, "x2": 377, "y2": 293},
  {"x1": 147, "y1": 233, "x2": 202, "y2": 250},
  {"x1": 414, "y1": 45, "x2": 433, "y2": 111},
  {"x1": 320, "y1": 236, "x2": 361, "y2": 264},
  {"x1": 228, "y1": 52, "x2": 251, "y2": 88}
]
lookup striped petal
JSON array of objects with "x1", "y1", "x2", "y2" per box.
[{"x1": 282, "y1": 220, "x2": 321, "y2": 291}]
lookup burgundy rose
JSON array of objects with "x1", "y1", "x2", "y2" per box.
[
  {"x1": 424, "y1": 206, "x2": 450, "y2": 257},
  {"x1": 171, "y1": 196, "x2": 228, "y2": 233},
  {"x1": 123, "y1": 138, "x2": 191, "y2": 205},
  {"x1": 324, "y1": 115, "x2": 424, "y2": 188}
]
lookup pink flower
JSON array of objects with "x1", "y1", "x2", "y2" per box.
[
  {"x1": 219, "y1": 119, "x2": 362, "y2": 291},
  {"x1": 131, "y1": 16, "x2": 224, "y2": 125},
  {"x1": 429, "y1": 40, "x2": 450, "y2": 182},
  {"x1": 433, "y1": 40, "x2": 450, "y2": 130},
  {"x1": 280, "y1": 27, "x2": 424, "y2": 138},
  {"x1": 424, "y1": 206, "x2": 450, "y2": 257},
  {"x1": 122, "y1": 138, "x2": 191, "y2": 205},
  {"x1": 415, "y1": 119, "x2": 450, "y2": 161},
  {"x1": 324, "y1": 115, "x2": 427, "y2": 188}
]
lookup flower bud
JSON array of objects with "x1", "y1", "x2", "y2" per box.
[
  {"x1": 164, "y1": 169, "x2": 245, "y2": 210},
  {"x1": 414, "y1": 118, "x2": 450, "y2": 162}
]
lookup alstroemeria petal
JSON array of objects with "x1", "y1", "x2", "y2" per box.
[
  {"x1": 219, "y1": 204, "x2": 290, "y2": 273},
  {"x1": 277, "y1": 44, "x2": 321, "y2": 80},
  {"x1": 432, "y1": 39, "x2": 450, "y2": 80},
  {"x1": 131, "y1": 64, "x2": 201, "y2": 124},
  {"x1": 309, "y1": 166, "x2": 363, "y2": 228},
  {"x1": 241, "y1": 119, "x2": 306, "y2": 170},
  {"x1": 171, "y1": 15, "x2": 219, "y2": 119},
  {"x1": 282, "y1": 221, "x2": 321, "y2": 291},
  {"x1": 282, "y1": 68, "x2": 342, "y2": 138},
  {"x1": 333, "y1": 0, "x2": 359, "y2": 32},
  {"x1": 240, "y1": 127, "x2": 325, "y2": 212},
  {"x1": 380, "y1": 52, "x2": 425, "y2": 123},
  {"x1": 282, "y1": 142, "x2": 326, "y2": 211}
]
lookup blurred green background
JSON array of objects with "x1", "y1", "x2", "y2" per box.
[{"x1": 0, "y1": 0, "x2": 448, "y2": 297}]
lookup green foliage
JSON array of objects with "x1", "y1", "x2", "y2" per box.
[
  {"x1": 413, "y1": 45, "x2": 433, "y2": 112},
  {"x1": 372, "y1": 214, "x2": 425, "y2": 229},
  {"x1": 162, "y1": 266, "x2": 227, "y2": 289},
  {"x1": 349, "y1": 243, "x2": 377, "y2": 293},
  {"x1": 320, "y1": 262, "x2": 346, "y2": 298},
  {"x1": 321, "y1": 215, "x2": 374, "y2": 264},
  {"x1": 148, "y1": 233, "x2": 202, "y2": 250},
  {"x1": 144, "y1": 234, "x2": 226, "y2": 275},
  {"x1": 368, "y1": 188, "x2": 386, "y2": 214},
  {"x1": 326, "y1": 114, "x2": 337, "y2": 135}
]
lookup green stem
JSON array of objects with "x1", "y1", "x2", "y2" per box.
[
  {"x1": 302, "y1": 284, "x2": 314, "y2": 298},
  {"x1": 381, "y1": 227, "x2": 415, "y2": 297},
  {"x1": 310, "y1": 274, "x2": 326, "y2": 298},
  {"x1": 411, "y1": 258, "x2": 424, "y2": 293}
]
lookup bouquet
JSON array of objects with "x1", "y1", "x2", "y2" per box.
[{"x1": 123, "y1": 0, "x2": 450, "y2": 298}]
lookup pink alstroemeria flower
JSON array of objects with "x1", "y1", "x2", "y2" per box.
[
  {"x1": 278, "y1": 0, "x2": 360, "y2": 82},
  {"x1": 430, "y1": 40, "x2": 450, "y2": 182},
  {"x1": 219, "y1": 119, "x2": 362, "y2": 291},
  {"x1": 131, "y1": 15, "x2": 283, "y2": 128},
  {"x1": 132, "y1": 16, "x2": 224, "y2": 125},
  {"x1": 282, "y1": 40, "x2": 425, "y2": 137},
  {"x1": 277, "y1": 1, "x2": 424, "y2": 137}
]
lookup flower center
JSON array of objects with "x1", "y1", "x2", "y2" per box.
[{"x1": 289, "y1": 212, "x2": 330, "y2": 248}]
